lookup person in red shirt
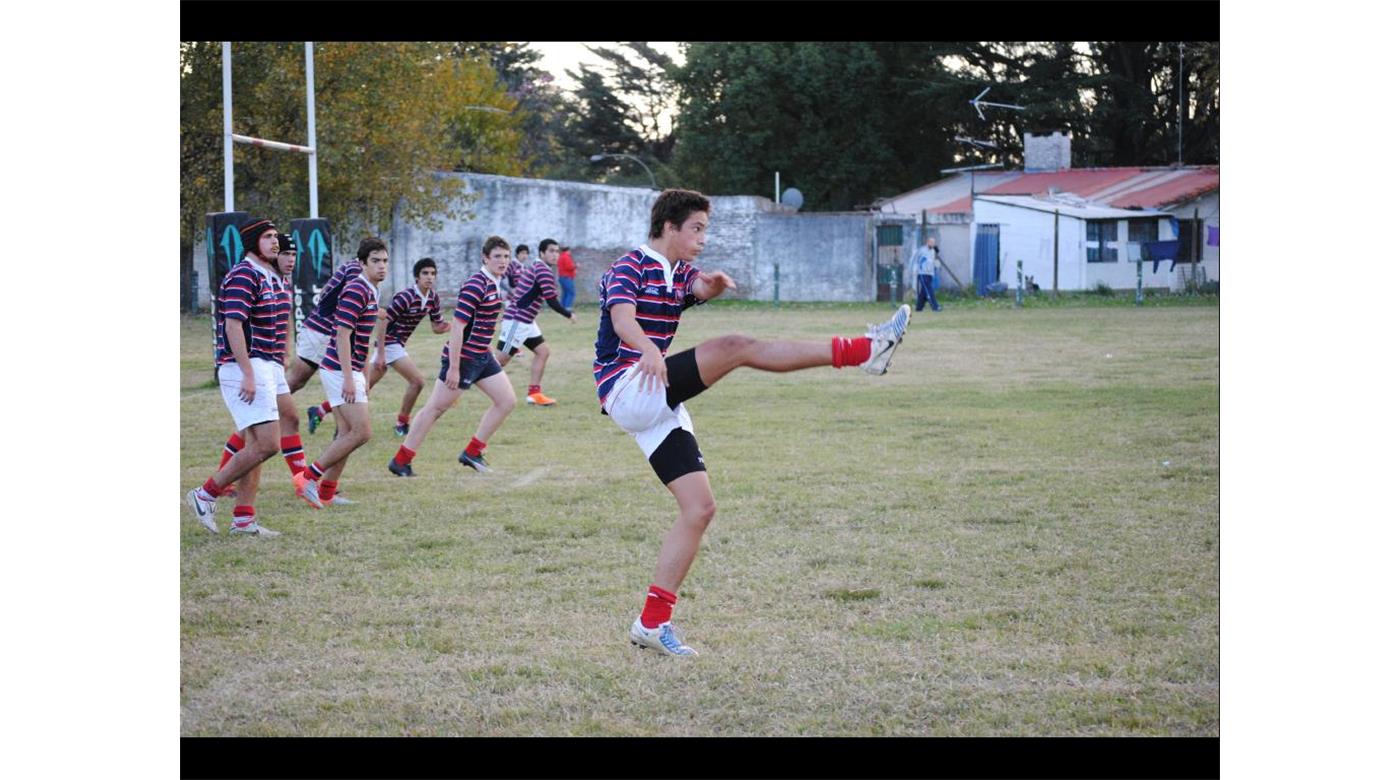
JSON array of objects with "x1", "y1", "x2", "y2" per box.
[{"x1": 556, "y1": 245, "x2": 577, "y2": 311}]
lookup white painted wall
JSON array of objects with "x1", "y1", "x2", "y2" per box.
[
  {"x1": 1165, "y1": 191, "x2": 1219, "y2": 291},
  {"x1": 975, "y1": 200, "x2": 1180, "y2": 292}
]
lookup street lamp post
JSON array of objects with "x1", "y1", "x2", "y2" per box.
[{"x1": 590, "y1": 153, "x2": 657, "y2": 189}]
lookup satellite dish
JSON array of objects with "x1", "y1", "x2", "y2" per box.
[{"x1": 780, "y1": 187, "x2": 804, "y2": 210}]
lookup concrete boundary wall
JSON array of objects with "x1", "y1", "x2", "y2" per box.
[{"x1": 194, "y1": 173, "x2": 910, "y2": 308}]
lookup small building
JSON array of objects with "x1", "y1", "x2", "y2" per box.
[{"x1": 874, "y1": 132, "x2": 1219, "y2": 292}]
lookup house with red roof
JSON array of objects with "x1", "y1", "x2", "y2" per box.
[{"x1": 874, "y1": 132, "x2": 1218, "y2": 293}]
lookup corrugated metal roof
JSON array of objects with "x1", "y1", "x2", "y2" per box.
[
  {"x1": 1108, "y1": 167, "x2": 1219, "y2": 208},
  {"x1": 880, "y1": 165, "x2": 1219, "y2": 215},
  {"x1": 984, "y1": 168, "x2": 1146, "y2": 196},
  {"x1": 978, "y1": 195, "x2": 1168, "y2": 220}
]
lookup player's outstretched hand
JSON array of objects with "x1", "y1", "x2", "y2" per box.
[{"x1": 697, "y1": 270, "x2": 737, "y2": 299}]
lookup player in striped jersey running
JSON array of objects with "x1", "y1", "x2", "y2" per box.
[
  {"x1": 388, "y1": 236, "x2": 516, "y2": 477},
  {"x1": 305, "y1": 257, "x2": 449, "y2": 438},
  {"x1": 494, "y1": 238, "x2": 576, "y2": 407},
  {"x1": 185, "y1": 218, "x2": 297, "y2": 536},
  {"x1": 598, "y1": 189, "x2": 911, "y2": 656},
  {"x1": 294, "y1": 238, "x2": 390, "y2": 509}
]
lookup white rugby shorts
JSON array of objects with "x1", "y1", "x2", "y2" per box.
[
  {"x1": 319, "y1": 367, "x2": 368, "y2": 408},
  {"x1": 218, "y1": 359, "x2": 281, "y2": 432},
  {"x1": 603, "y1": 364, "x2": 694, "y2": 459},
  {"x1": 295, "y1": 327, "x2": 332, "y2": 365},
  {"x1": 370, "y1": 342, "x2": 409, "y2": 366},
  {"x1": 498, "y1": 318, "x2": 543, "y2": 352}
]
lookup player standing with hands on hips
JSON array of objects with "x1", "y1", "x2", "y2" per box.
[{"x1": 596, "y1": 189, "x2": 911, "y2": 656}]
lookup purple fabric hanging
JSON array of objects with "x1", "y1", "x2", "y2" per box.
[{"x1": 1207, "y1": 225, "x2": 1220, "y2": 246}]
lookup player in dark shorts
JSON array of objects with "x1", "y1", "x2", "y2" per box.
[
  {"x1": 595, "y1": 189, "x2": 911, "y2": 656},
  {"x1": 387, "y1": 236, "x2": 517, "y2": 476}
]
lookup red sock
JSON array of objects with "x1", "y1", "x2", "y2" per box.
[
  {"x1": 466, "y1": 437, "x2": 486, "y2": 457},
  {"x1": 528, "y1": 384, "x2": 541, "y2": 395},
  {"x1": 202, "y1": 477, "x2": 221, "y2": 497},
  {"x1": 232, "y1": 505, "x2": 255, "y2": 528},
  {"x1": 394, "y1": 445, "x2": 416, "y2": 466},
  {"x1": 219, "y1": 433, "x2": 244, "y2": 469},
  {"x1": 639, "y1": 584, "x2": 677, "y2": 629},
  {"x1": 318, "y1": 479, "x2": 338, "y2": 503},
  {"x1": 397, "y1": 414, "x2": 410, "y2": 426},
  {"x1": 831, "y1": 336, "x2": 872, "y2": 368},
  {"x1": 319, "y1": 400, "x2": 333, "y2": 414},
  {"x1": 280, "y1": 435, "x2": 305, "y2": 475},
  {"x1": 306, "y1": 461, "x2": 326, "y2": 480}
]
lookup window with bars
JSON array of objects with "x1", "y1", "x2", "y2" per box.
[{"x1": 1087, "y1": 219, "x2": 1118, "y2": 263}]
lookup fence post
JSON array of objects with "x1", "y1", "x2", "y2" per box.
[
  {"x1": 773, "y1": 263, "x2": 780, "y2": 307},
  {"x1": 1015, "y1": 260, "x2": 1024, "y2": 308}
]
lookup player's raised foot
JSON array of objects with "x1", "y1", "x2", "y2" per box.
[
  {"x1": 306, "y1": 405, "x2": 323, "y2": 434},
  {"x1": 229, "y1": 520, "x2": 280, "y2": 538},
  {"x1": 458, "y1": 450, "x2": 491, "y2": 473},
  {"x1": 629, "y1": 618, "x2": 697, "y2": 657},
  {"x1": 860, "y1": 304, "x2": 911, "y2": 376},
  {"x1": 393, "y1": 422, "x2": 410, "y2": 437},
  {"x1": 387, "y1": 457, "x2": 416, "y2": 477},
  {"x1": 292, "y1": 471, "x2": 324, "y2": 509},
  {"x1": 185, "y1": 488, "x2": 218, "y2": 534},
  {"x1": 329, "y1": 492, "x2": 356, "y2": 506},
  {"x1": 525, "y1": 391, "x2": 557, "y2": 406}
]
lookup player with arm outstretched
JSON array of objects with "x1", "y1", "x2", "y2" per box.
[
  {"x1": 596, "y1": 189, "x2": 910, "y2": 656},
  {"x1": 494, "y1": 238, "x2": 577, "y2": 407}
]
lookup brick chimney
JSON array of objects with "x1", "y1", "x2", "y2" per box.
[{"x1": 1024, "y1": 131, "x2": 1072, "y2": 172}]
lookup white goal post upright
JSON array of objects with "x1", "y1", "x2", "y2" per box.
[{"x1": 221, "y1": 41, "x2": 319, "y2": 216}]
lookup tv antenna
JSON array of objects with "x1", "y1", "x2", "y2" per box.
[{"x1": 969, "y1": 86, "x2": 1026, "y2": 121}]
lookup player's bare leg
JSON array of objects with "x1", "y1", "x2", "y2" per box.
[
  {"x1": 693, "y1": 335, "x2": 831, "y2": 386},
  {"x1": 299, "y1": 402, "x2": 371, "y2": 508},
  {"x1": 651, "y1": 471, "x2": 718, "y2": 592},
  {"x1": 469, "y1": 371, "x2": 517, "y2": 443},
  {"x1": 391, "y1": 357, "x2": 427, "y2": 421},
  {"x1": 401, "y1": 380, "x2": 463, "y2": 452},
  {"x1": 528, "y1": 343, "x2": 551, "y2": 387}
]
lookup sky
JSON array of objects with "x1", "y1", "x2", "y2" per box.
[{"x1": 528, "y1": 42, "x2": 685, "y2": 135}]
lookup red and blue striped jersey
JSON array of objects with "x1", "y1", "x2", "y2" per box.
[
  {"x1": 503, "y1": 259, "x2": 524, "y2": 301},
  {"x1": 216, "y1": 259, "x2": 292, "y2": 367},
  {"x1": 503, "y1": 259, "x2": 560, "y2": 324},
  {"x1": 441, "y1": 269, "x2": 506, "y2": 361},
  {"x1": 320, "y1": 274, "x2": 380, "y2": 373},
  {"x1": 303, "y1": 259, "x2": 363, "y2": 336},
  {"x1": 383, "y1": 286, "x2": 443, "y2": 346},
  {"x1": 593, "y1": 246, "x2": 703, "y2": 404}
]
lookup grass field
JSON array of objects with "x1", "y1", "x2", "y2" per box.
[{"x1": 179, "y1": 296, "x2": 1219, "y2": 736}]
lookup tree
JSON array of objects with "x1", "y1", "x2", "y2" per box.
[
  {"x1": 179, "y1": 41, "x2": 524, "y2": 299},
  {"x1": 670, "y1": 43, "x2": 909, "y2": 210}
]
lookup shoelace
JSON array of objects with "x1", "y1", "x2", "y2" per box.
[{"x1": 660, "y1": 625, "x2": 688, "y2": 653}]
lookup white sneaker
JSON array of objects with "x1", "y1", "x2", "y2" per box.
[
  {"x1": 860, "y1": 304, "x2": 911, "y2": 376},
  {"x1": 185, "y1": 488, "x2": 218, "y2": 534},
  {"x1": 329, "y1": 493, "x2": 356, "y2": 506},
  {"x1": 629, "y1": 618, "x2": 698, "y2": 656},
  {"x1": 229, "y1": 520, "x2": 281, "y2": 538}
]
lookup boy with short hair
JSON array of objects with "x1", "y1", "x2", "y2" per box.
[
  {"x1": 184, "y1": 218, "x2": 296, "y2": 536},
  {"x1": 494, "y1": 238, "x2": 576, "y2": 407},
  {"x1": 387, "y1": 236, "x2": 517, "y2": 477},
  {"x1": 596, "y1": 189, "x2": 910, "y2": 656},
  {"x1": 294, "y1": 238, "x2": 390, "y2": 508}
]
